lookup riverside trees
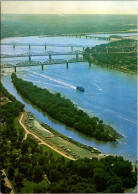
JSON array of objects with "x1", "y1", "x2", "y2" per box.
[
  {"x1": 11, "y1": 73, "x2": 120, "y2": 142},
  {"x1": 84, "y1": 39, "x2": 137, "y2": 73}
]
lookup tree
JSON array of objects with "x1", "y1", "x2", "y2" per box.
[
  {"x1": 33, "y1": 165, "x2": 43, "y2": 183},
  {"x1": 14, "y1": 173, "x2": 24, "y2": 192},
  {"x1": 93, "y1": 168, "x2": 108, "y2": 191},
  {"x1": 8, "y1": 166, "x2": 15, "y2": 180}
]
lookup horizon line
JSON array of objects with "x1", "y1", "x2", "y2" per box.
[{"x1": 2, "y1": 13, "x2": 137, "y2": 15}]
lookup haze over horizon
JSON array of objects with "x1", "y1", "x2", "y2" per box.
[{"x1": 1, "y1": 1, "x2": 138, "y2": 15}]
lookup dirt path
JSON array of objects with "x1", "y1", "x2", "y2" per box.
[
  {"x1": 1, "y1": 170, "x2": 14, "y2": 194},
  {"x1": 19, "y1": 112, "x2": 76, "y2": 161}
]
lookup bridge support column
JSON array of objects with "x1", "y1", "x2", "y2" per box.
[
  {"x1": 13, "y1": 44, "x2": 15, "y2": 49},
  {"x1": 83, "y1": 47, "x2": 85, "y2": 51},
  {"x1": 49, "y1": 55, "x2": 52, "y2": 60},
  {"x1": 42, "y1": 64, "x2": 44, "y2": 70},
  {"x1": 14, "y1": 66, "x2": 16, "y2": 72},
  {"x1": 29, "y1": 56, "x2": 31, "y2": 62},
  {"x1": 66, "y1": 62, "x2": 69, "y2": 69},
  {"x1": 76, "y1": 54, "x2": 79, "y2": 60},
  {"x1": 29, "y1": 44, "x2": 31, "y2": 50},
  {"x1": 71, "y1": 46, "x2": 73, "y2": 52},
  {"x1": 45, "y1": 45, "x2": 47, "y2": 50},
  {"x1": 86, "y1": 36, "x2": 87, "y2": 39}
]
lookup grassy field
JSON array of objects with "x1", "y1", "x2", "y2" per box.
[{"x1": 39, "y1": 144, "x2": 69, "y2": 161}]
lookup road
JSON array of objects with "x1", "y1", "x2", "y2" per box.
[{"x1": 1, "y1": 170, "x2": 14, "y2": 194}]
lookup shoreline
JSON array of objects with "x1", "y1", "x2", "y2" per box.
[{"x1": 89, "y1": 60, "x2": 137, "y2": 74}]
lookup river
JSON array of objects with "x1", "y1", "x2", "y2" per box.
[{"x1": 1, "y1": 35, "x2": 137, "y2": 163}]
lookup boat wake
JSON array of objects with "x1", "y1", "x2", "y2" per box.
[
  {"x1": 33, "y1": 72, "x2": 76, "y2": 90},
  {"x1": 92, "y1": 83, "x2": 102, "y2": 91},
  {"x1": 22, "y1": 78, "x2": 69, "y2": 89}
]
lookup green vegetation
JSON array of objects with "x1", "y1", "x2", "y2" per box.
[
  {"x1": 11, "y1": 73, "x2": 120, "y2": 142},
  {"x1": 1, "y1": 83, "x2": 137, "y2": 193},
  {"x1": 1, "y1": 14, "x2": 137, "y2": 39},
  {"x1": 39, "y1": 144, "x2": 69, "y2": 160},
  {"x1": 84, "y1": 39, "x2": 137, "y2": 73}
]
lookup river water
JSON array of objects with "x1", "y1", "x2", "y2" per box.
[{"x1": 1, "y1": 35, "x2": 137, "y2": 163}]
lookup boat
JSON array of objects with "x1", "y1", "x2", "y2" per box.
[{"x1": 76, "y1": 86, "x2": 84, "y2": 92}]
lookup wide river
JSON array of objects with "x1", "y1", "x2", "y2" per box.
[{"x1": 1, "y1": 35, "x2": 137, "y2": 162}]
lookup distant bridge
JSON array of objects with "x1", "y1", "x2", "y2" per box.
[
  {"x1": 1, "y1": 58, "x2": 86, "y2": 72},
  {"x1": 62, "y1": 34, "x2": 111, "y2": 40},
  {"x1": 1, "y1": 51, "x2": 84, "y2": 61}
]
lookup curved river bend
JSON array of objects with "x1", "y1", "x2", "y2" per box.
[{"x1": 1, "y1": 36, "x2": 137, "y2": 162}]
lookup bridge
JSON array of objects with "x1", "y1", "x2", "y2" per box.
[
  {"x1": 1, "y1": 42, "x2": 92, "y2": 51},
  {"x1": 87, "y1": 36, "x2": 110, "y2": 40},
  {"x1": 1, "y1": 58, "x2": 86, "y2": 72},
  {"x1": 62, "y1": 34, "x2": 110, "y2": 40},
  {"x1": 1, "y1": 51, "x2": 84, "y2": 61}
]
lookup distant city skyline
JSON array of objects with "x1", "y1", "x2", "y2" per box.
[{"x1": 1, "y1": 1, "x2": 138, "y2": 15}]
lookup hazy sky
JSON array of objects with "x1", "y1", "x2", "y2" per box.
[{"x1": 1, "y1": 1, "x2": 138, "y2": 15}]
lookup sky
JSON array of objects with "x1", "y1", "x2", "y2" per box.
[{"x1": 1, "y1": 1, "x2": 138, "y2": 15}]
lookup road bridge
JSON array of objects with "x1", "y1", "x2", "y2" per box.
[
  {"x1": 1, "y1": 58, "x2": 86, "y2": 72},
  {"x1": 1, "y1": 51, "x2": 84, "y2": 61},
  {"x1": 1, "y1": 42, "x2": 92, "y2": 51}
]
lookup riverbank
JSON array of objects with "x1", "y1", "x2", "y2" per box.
[{"x1": 89, "y1": 60, "x2": 137, "y2": 74}]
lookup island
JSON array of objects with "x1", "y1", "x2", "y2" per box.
[{"x1": 11, "y1": 73, "x2": 122, "y2": 142}]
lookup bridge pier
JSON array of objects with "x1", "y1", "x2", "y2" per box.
[
  {"x1": 83, "y1": 47, "x2": 85, "y2": 51},
  {"x1": 45, "y1": 44, "x2": 47, "y2": 50},
  {"x1": 13, "y1": 44, "x2": 15, "y2": 49},
  {"x1": 29, "y1": 55, "x2": 31, "y2": 62},
  {"x1": 49, "y1": 55, "x2": 52, "y2": 60},
  {"x1": 86, "y1": 36, "x2": 87, "y2": 39},
  {"x1": 29, "y1": 44, "x2": 31, "y2": 50},
  {"x1": 41, "y1": 64, "x2": 44, "y2": 70},
  {"x1": 76, "y1": 54, "x2": 79, "y2": 60},
  {"x1": 66, "y1": 62, "x2": 69, "y2": 69}
]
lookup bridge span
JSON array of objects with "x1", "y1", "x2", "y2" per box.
[
  {"x1": 1, "y1": 42, "x2": 92, "y2": 51},
  {"x1": 1, "y1": 51, "x2": 84, "y2": 61},
  {"x1": 1, "y1": 58, "x2": 86, "y2": 72}
]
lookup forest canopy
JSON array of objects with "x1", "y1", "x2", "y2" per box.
[{"x1": 84, "y1": 39, "x2": 137, "y2": 73}]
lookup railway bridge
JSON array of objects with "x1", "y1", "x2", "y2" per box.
[
  {"x1": 1, "y1": 57, "x2": 86, "y2": 72},
  {"x1": 1, "y1": 51, "x2": 84, "y2": 62}
]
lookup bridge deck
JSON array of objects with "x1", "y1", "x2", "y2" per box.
[
  {"x1": 1, "y1": 51, "x2": 84, "y2": 58},
  {"x1": 1, "y1": 58, "x2": 86, "y2": 68},
  {"x1": 1, "y1": 43, "x2": 92, "y2": 48}
]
